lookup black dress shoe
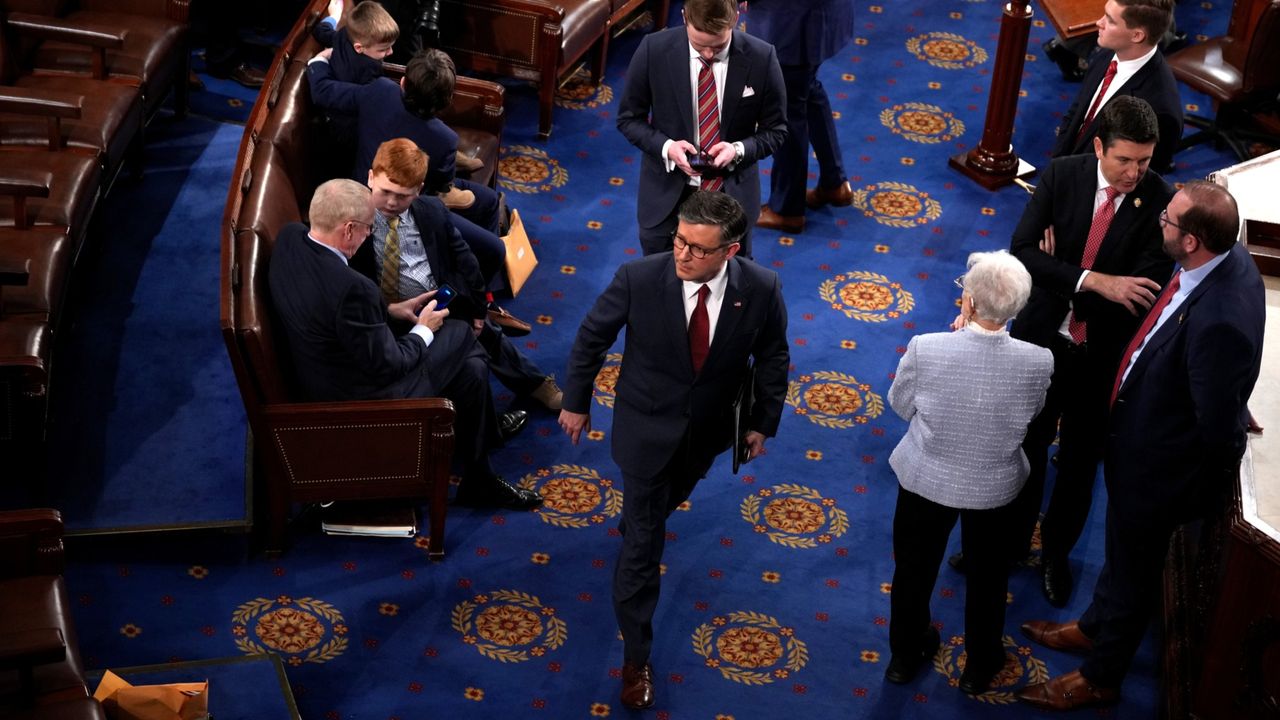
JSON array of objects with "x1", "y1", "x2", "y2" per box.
[
  {"x1": 947, "y1": 552, "x2": 966, "y2": 573},
  {"x1": 885, "y1": 626, "x2": 939, "y2": 684},
  {"x1": 498, "y1": 409, "x2": 529, "y2": 440},
  {"x1": 958, "y1": 657, "x2": 1004, "y2": 695},
  {"x1": 456, "y1": 475, "x2": 543, "y2": 510},
  {"x1": 1042, "y1": 556, "x2": 1073, "y2": 608},
  {"x1": 620, "y1": 661, "x2": 655, "y2": 709}
]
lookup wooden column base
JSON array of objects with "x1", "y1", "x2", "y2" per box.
[{"x1": 949, "y1": 150, "x2": 1036, "y2": 191}]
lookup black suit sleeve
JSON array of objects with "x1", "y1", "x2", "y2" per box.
[
  {"x1": 335, "y1": 279, "x2": 426, "y2": 387},
  {"x1": 313, "y1": 18, "x2": 337, "y2": 47},
  {"x1": 563, "y1": 264, "x2": 631, "y2": 413},
  {"x1": 1009, "y1": 160, "x2": 1085, "y2": 299},
  {"x1": 439, "y1": 212, "x2": 488, "y2": 322},
  {"x1": 740, "y1": 43, "x2": 789, "y2": 163},
  {"x1": 616, "y1": 35, "x2": 671, "y2": 159},
  {"x1": 749, "y1": 271, "x2": 789, "y2": 437}
]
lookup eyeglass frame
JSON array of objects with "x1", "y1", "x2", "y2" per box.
[
  {"x1": 1159, "y1": 208, "x2": 1188, "y2": 234},
  {"x1": 672, "y1": 232, "x2": 738, "y2": 259},
  {"x1": 953, "y1": 274, "x2": 966, "y2": 292}
]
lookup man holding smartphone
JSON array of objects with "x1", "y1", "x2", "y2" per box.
[
  {"x1": 559, "y1": 191, "x2": 789, "y2": 709},
  {"x1": 616, "y1": 0, "x2": 787, "y2": 257}
]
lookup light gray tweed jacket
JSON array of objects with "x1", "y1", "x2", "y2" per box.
[{"x1": 888, "y1": 327, "x2": 1053, "y2": 510}]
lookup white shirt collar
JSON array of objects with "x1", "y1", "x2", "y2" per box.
[
  {"x1": 307, "y1": 232, "x2": 348, "y2": 265},
  {"x1": 1114, "y1": 44, "x2": 1157, "y2": 73},
  {"x1": 688, "y1": 37, "x2": 731, "y2": 64},
  {"x1": 682, "y1": 258, "x2": 730, "y2": 300}
]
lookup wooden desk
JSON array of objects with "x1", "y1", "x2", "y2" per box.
[{"x1": 1038, "y1": 0, "x2": 1103, "y2": 38}]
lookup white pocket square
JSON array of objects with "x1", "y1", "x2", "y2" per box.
[{"x1": 742, "y1": 86, "x2": 755, "y2": 98}]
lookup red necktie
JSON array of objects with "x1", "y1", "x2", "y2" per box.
[
  {"x1": 1110, "y1": 270, "x2": 1182, "y2": 406},
  {"x1": 689, "y1": 284, "x2": 711, "y2": 373},
  {"x1": 697, "y1": 59, "x2": 724, "y2": 193},
  {"x1": 1077, "y1": 59, "x2": 1118, "y2": 143},
  {"x1": 1068, "y1": 185, "x2": 1121, "y2": 344}
]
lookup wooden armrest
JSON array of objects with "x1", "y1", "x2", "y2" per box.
[
  {"x1": 0, "y1": 509, "x2": 65, "y2": 578},
  {"x1": 6, "y1": 13, "x2": 126, "y2": 50},
  {"x1": 0, "y1": 175, "x2": 53, "y2": 199},
  {"x1": 468, "y1": 0, "x2": 567, "y2": 21},
  {"x1": 0, "y1": 87, "x2": 84, "y2": 120},
  {"x1": 265, "y1": 397, "x2": 455, "y2": 424},
  {"x1": 79, "y1": 0, "x2": 191, "y2": 21},
  {"x1": 0, "y1": 628, "x2": 66, "y2": 671}
]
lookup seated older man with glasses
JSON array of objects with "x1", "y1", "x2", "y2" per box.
[{"x1": 883, "y1": 250, "x2": 1054, "y2": 695}]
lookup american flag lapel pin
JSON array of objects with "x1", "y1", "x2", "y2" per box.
[
  {"x1": 734, "y1": 301, "x2": 743, "y2": 308},
  {"x1": 1134, "y1": 198, "x2": 1142, "y2": 208}
]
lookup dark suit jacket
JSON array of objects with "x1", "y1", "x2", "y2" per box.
[
  {"x1": 616, "y1": 27, "x2": 787, "y2": 231},
  {"x1": 747, "y1": 0, "x2": 854, "y2": 66},
  {"x1": 1108, "y1": 242, "x2": 1265, "y2": 520},
  {"x1": 1010, "y1": 154, "x2": 1174, "y2": 368},
  {"x1": 350, "y1": 196, "x2": 487, "y2": 323},
  {"x1": 308, "y1": 60, "x2": 459, "y2": 194},
  {"x1": 267, "y1": 223, "x2": 431, "y2": 401},
  {"x1": 1052, "y1": 50, "x2": 1183, "y2": 173},
  {"x1": 563, "y1": 254, "x2": 790, "y2": 478}
]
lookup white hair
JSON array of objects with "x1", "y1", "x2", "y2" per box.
[{"x1": 962, "y1": 250, "x2": 1032, "y2": 324}]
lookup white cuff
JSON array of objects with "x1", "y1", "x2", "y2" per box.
[
  {"x1": 410, "y1": 324, "x2": 434, "y2": 348},
  {"x1": 660, "y1": 139, "x2": 676, "y2": 173},
  {"x1": 1075, "y1": 269, "x2": 1090, "y2": 293}
]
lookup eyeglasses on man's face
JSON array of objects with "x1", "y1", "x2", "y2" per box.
[
  {"x1": 1159, "y1": 208, "x2": 1187, "y2": 234},
  {"x1": 673, "y1": 234, "x2": 731, "y2": 259}
]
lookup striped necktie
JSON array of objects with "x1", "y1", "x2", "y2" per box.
[
  {"x1": 697, "y1": 58, "x2": 724, "y2": 193},
  {"x1": 1067, "y1": 185, "x2": 1120, "y2": 344},
  {"x1": 380, "y1": 216, "x2": 401, "y2": 304},
  {"x1": 1077, "y1": 59, "x2": 1118, "y2": 143}
]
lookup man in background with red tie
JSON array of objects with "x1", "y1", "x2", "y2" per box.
[
  {"x1": 1051, "y1": 0, "x2": 1181, "y2": 173},
  {"x1": 1018, "y1": 180, "x2": 1265, "y2": 711},
  {"x1": 558, "y1": 191, "x2": 789, "y2": 709},
  {"x1": 616, "y1": 0, "x2": 787, "y2": 257},
  {"x1": 999, "y1": 96, "x2": 1173, "y2": 608}
]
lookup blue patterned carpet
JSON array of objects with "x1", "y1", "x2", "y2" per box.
[{"x1": 59, "y1": 0, "x2": 1242, "y2": 717}]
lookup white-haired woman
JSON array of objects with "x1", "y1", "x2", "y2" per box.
[{"x1": 884, "y1": 250, "x2": 1053, "y2": 694}]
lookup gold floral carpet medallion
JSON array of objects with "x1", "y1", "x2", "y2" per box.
[
  {"x1": 498, "y1": 145, "x2": 569, "y2": 194},
  {"x1": 692, "y1": 611, "x2": 808, "y2": 685},
  {"x1": 880, "y1": 102, "x2": 965, "y2": 144},
  {"x1": 590, "y1": 352, "x2": 624, "y2": 408},
  {"x1": 851, "y1": 182, "x2": 942, "y2": 228},
  {"x1": 820, "y1": 270, "x2": 916, "y2": 322},
  {"x1": 231, "y1": 596, "x2": 347, "y2": 666},
  {"x1": 452, "y1": 589, "x2": 567, "y2": 663},
  {"x1": 555, "y1": 70, "x2": 614, "y2": 110},
  {"x1": 740, "y1": 484, "x2": 849, "y2": 549},
  {"x1": 934, "y1": 634, "x2": 1050, "y2": 704},
  {"x1": 517, "y1": 464, "x2": 623, "y2": 528},
  {"x1": 905, "y1": 31, "x2": 990, "y2": 69},
  {"x1": 786, "y1": 370, "x2": 885, "y2": 428}
]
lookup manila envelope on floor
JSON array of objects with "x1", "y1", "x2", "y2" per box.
[
  {"x1": 502, "y1": 208, "x2": 538, "y2": 296},
  {"x1": 93, "y1": 670, "x2": 209, "y2": 720}
]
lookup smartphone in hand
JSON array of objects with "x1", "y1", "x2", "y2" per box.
[
  {"x1": 688, "y1": 152, "x2": 716, "y2": 174},
  {"x1": 433, "y1": 283, "x2": 457, "y2": 309}
]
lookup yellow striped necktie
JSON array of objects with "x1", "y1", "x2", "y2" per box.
[{"x1": 380, "y1": 216, "x2": 401, "y2": 304}]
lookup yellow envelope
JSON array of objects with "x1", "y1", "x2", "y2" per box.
[{"x1": 93, "y1": 670, "x2": 209, "y2": 720}]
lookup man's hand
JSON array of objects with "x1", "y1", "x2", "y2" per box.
[
  {"x1": 559, "y1": 410, "x2": 591, "y2": 445},
  {"x1": 327, "y1": 0, "x2": 343, "y2": 20},
  {"x1": 388, "y1": 291, "x2": 432, "y2": 323},
  {"x1": 742, "y1": 431, "x2": 767, "y2": 462},
  {"x1": 704, "y1": 141, "x2": 737, "y2": 168},
  {"x1": 1040, "y1": 226, "x2": 1056, "y2": 256},
  {"x1": 1081, "y1": 272, "x2": 1162, "y2": 316},
  {"x1": 315, "y1": 48, "x2": 333, "y2": 61},
  {"x1": 667, "y1": 140, "x2": 700, "y2": 177},
  {"x1": 416, "y1": 299, "x2": 448, "y2": 331}
]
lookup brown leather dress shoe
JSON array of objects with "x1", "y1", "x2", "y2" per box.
[
  {"x1": 216, "y1": 62, "x2": 266, "y2": 89},
  {"x1": 620, "y1": 662, "x2": 655, "y2": 709},
  {"x1": 487, "y1": 305, "x2": 531, "y2": 336},
  {"x1": 1017, "y1": 669, "x2": 1119, "y2": 710},
  {"x1": 1020, "y1": 620, "x2": 1094, "y2": 654},
  {"x1": 756, "y1": 205, "x2": 805, "y2": 233},
  {"x1": 805, "y1": 180, "x2": 854, "y2": 209}
]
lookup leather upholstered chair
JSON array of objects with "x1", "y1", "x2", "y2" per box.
[
  {"x1": 222, "y1": 1, "x2": 461, "y2": 557},
  {"x1": 1167, "y1": 0, "x2": 1280, "y2": 160},
  {"x1": 1, "y1": 0, "x2": 189, "y2": 122},
  {"x1": 438, "y1": 0, "x2": 610, "y2": 139},
  {"x1": 0, "y1": 11, "x2": 145, "y2": 192},
  {"x1": 0, "y1": 509, "x2": 105, "y2": 720}
]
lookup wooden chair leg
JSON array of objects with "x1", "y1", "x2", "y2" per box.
[{"x1": 426, "y1": 476, "x2": 448, "y2": 560}]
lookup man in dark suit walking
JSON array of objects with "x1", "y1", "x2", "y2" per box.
[
  {"x1": 1004, "y1": 96, "x2": 1174, "y2": 608},
  {"x1": 749, "y1": 0, "x2": 854, "y2": 234},
  {"x1": 558, "y1": 191, "x2": 789, "y2": 709},
  {"x1": 1052, "y1": 0, "x2": 1182, "y2": 173},
  {"x1": 1018, "y1": 180, "x2": 1265, "y2": 711},
  {"x1": 616, "y1": 0, "x2": 787, "y2": 257},
  {"x1": 268, "y1": 178, "x2": 541, "y2": 510}
]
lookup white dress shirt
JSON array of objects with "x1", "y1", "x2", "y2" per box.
[
  {"x1": 1057, "y1": 163, "x2": 1128, "y2": 340},
  {"x1": 659, "y1": 38, "x2": 744, "y2": 185},
  {"x1": 1083, "y1": 45, "x2": 1158, "y2": 121}
]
